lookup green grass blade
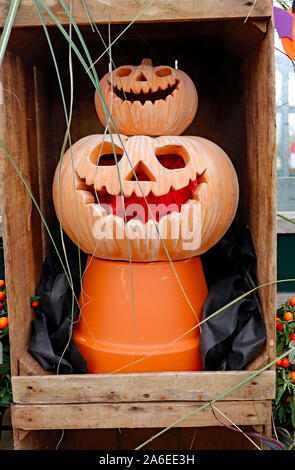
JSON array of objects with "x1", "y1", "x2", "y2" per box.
[
  {"x1": 0, "y1": 0, "x2": 20, "y2": 66},
  {"x1": 87, "y1": 0, "x2": 157, "y2": 71},
  {"x1": 277, "y1": 213, "x2": 295, "y2": 225},
  {"x1": 0, "y1": 140, "x2": 79, "y2": 307}
]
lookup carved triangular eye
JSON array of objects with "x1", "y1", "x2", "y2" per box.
[
  {"x1": 156, "y1": 145, "x2": 188, "y2": 169},
  {"x1": 125, "y1": 161, "x2": 156, "y2": 181}
]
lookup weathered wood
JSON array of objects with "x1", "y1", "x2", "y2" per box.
[
  {"x1": 0, "y1": 51, "x2": 43, "y2": 375},
  {"x1": 11, "y1": 400, "x2": 271, "y2": 430},
  {"x1": 118, "y1": 428, "x2": 179, "y2": 450},
  {"x1": 34, "y1": 67, "x2": 59, "y2": 257},
  {"x1": 18, "y1": 351, "x2": 54, "y2": 376},
  {"x1": 14, "y1": 429, "x2": 31, "y2": 441},
  {"x1": 0, "y1": 0, "x2": 272, "y2": 28},
  {"x1": 12, "y1": 371, "x2": 275, "y2": 404},
  {"x1": 243, "y1": 17, "x2": 276, "y2": 368},
  {"x1": 13, "y1": 429, "x2": 63, "y2": 450},
  {"x1": 179, "y1": 425, "x2": 269, "y2": 450},
  {"x1": 277, "y1": 212, "x2": 295, "y2": 234},
  {"x1": 250, "y1": 20, "x2": 268, "y2": 34}
]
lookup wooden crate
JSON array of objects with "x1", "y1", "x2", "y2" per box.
[{"x1": 0, "y1": 1, "x2": 276, "y2": 450}]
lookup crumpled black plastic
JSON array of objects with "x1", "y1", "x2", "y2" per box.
[
  {"x1": 29, "y1": 222, "x2": 266, "y2": 374},
  {"x1": 29, "y1": 234, "x2": 88, "y2": 374},
  {"x1": 199, "y1": 222, "x2": 266, "y2": 370}
]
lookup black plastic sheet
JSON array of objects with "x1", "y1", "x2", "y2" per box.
[
  {"x1": 29, "y1": 222, "x2": 266, "y2": 373},
  {"x1": 200, "y1": 222, "x2": 266, "y2": 370},
  {"x1": 29, "y1": 234, "x2": 88, "y2": 374}
]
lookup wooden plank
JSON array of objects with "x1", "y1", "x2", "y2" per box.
[
  {"x1": 34, "y1": 67, "x2": 59, "y2": 257},
  {"x1": 0, "y1": 51, "x2": 43, "y2": 375},
  {"x1": 243, "y1": 16, "x2": 276, "y2": 369},
  {"x1": 11, "y1": 400, "x2": 271, "y2": 430},
  {"x1": 277, "y1": 212, "x2": 295, "y2": 234},
  {"x1": 13, "y1": 429, "x2": 63, "y2": 450},
  {"x1": 57, "y1": 429, "x2": 118, "y2": 450},
  {"x1": 178, "y1": 425, "x2": 269, "y2": 450},
  {"x1": 12, "y1": 371, "x2": 275, "y2": 404},
  {"x1": 118, "y1": 428, "x2": 179, "y2": 450},
  {"x1": 0, "y1": 0, "x2": 272, "y2": 28},
  {"x1": 18, "y1": 352, "x2": 54, "y2": 376}
]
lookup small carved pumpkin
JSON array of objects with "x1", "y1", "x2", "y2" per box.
[
  {"x1": 94, "y1": 58, "x2": 198, "y2": 136},
  {"x1": 53, "y1": 134, "x2": 239, "y2": 261}
]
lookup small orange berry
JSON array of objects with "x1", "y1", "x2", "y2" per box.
[
  {"x1": 289, "y1": 297, "x2": 295, "y2": 307},
  {"x1": 0, "y1": 317, "x2": 8, "y2": 329},
  {"x1": 287, "y1": 396, "x2": 291, "y2": 403},
  {"x1": 0, "y1": 280, "x2": 5, "y2": 288},
  {"x1": 284, "y1": 311, "x2": 294, "y2": 321},
  {"x1": 282, "y1": 358, "x2": 290, "y2": 368},
  {"x1": 31, "y1": 301, "x2": 39, "y2": 308},
  {"x1": 276, "y1": 358, "x2": 282, "y2": 366},
  {"x1": 0, "y1": 292, "x2": 6, "y2": 301},
  {"x1": 290, "y1": 372, "x2": 295, "y2": 382}
]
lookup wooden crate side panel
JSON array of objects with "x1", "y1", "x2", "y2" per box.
[
  {"x1": 244, "y1": 20, "x2": 276, "y2": 368},
  {"x1": 11, "y1": 400, "x2": 271, "y2": 430},
  {"x1": 0, "y1": 51, "x2": 43, "y2": 375},
  {"x1": 0, "y1": 0, "x2": 273, "y2": 28},
  {"x1": 13, "y1": 426, "x2": 266, "y2": 450},
  {"x1": 12, "y1": 371, "x2": 275, "y2": 404},
  {"x1": 34, "y1": 67, "x2": 60, "y2": 257}
]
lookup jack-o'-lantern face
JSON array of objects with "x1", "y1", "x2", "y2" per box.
[
  {"x1": 53, "y1": 134, "x2": 239, "y2": 262},
  {"x1": 94, "y1": 59, "x2": 198, "y2": 136}
]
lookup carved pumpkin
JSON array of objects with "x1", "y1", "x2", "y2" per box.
[
  {"x1": 52, "y1": 134, "x2": 239, "y2": 262},
  {"x1": 94, "y1": 59, "x2": 198, "y2": 136}
]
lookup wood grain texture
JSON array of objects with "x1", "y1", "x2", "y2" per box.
[
  {"x1": 11, "y1": 400, "x2": 271, "y2": 430},
  {"x1": 179, "y1": 424, "x2": 270, "y2": 450},
  {"x1": 12, "y1": 371, "x2": 275, "y2": 404},
  {"x1": 0, "y1": 51, "x2": 43, "y2": 375},
  {"x1": 243, "y1": 18, "x2": 277, "y2": 369},
  {"x1": 277, "y1": 212, "x2": 295, "y2": 234},
  {"x1": 0, "y1": 0, "x2": 272, "y2": 28},
  {"x1": 18, "y1": 352, "x2": 54, "y2": 376},
  {"x1": 34, "y1": 67, "x2": 60, "y2": 256},
  {"x1": 13, "y1": 426, "x2": 267, "y2": 450}
]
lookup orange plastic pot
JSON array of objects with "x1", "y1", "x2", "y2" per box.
[{"x1": 73, "y1": 256, "x2": 207, "y2": 373}]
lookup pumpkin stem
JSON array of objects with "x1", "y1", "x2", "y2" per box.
[{"x1": 141, "y1": 58, "x2": 153, "y2": 66}]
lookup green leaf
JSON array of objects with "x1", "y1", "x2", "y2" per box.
[
  {"x1": 290, "y1": 394, "x2": 295, "y2": 428},
  {"x1": 278, "y1": 406, "x2": 286, "y2": 423},
  {"x1": 276, "y1": 384, "x2": 287, "y2": 404}
]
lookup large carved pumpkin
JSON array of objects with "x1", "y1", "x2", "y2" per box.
[
  {"x1": 53, "y1": 134, "x2": 239, "y2": 262},
  {"x1": 94, "y1": 59, "x2": 198, "y2": 136}
]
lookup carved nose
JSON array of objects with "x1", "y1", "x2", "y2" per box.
[{"x1": 125, "y1": 161, "x2": 156, "y2": 182}]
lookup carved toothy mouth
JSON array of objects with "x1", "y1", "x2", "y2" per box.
[
  {"x1": 76, "y1": 171, "x2": 207, "y2": 224},
  {"x1": 109, "y1": 79, "x2": 179, "y2": 106}
]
